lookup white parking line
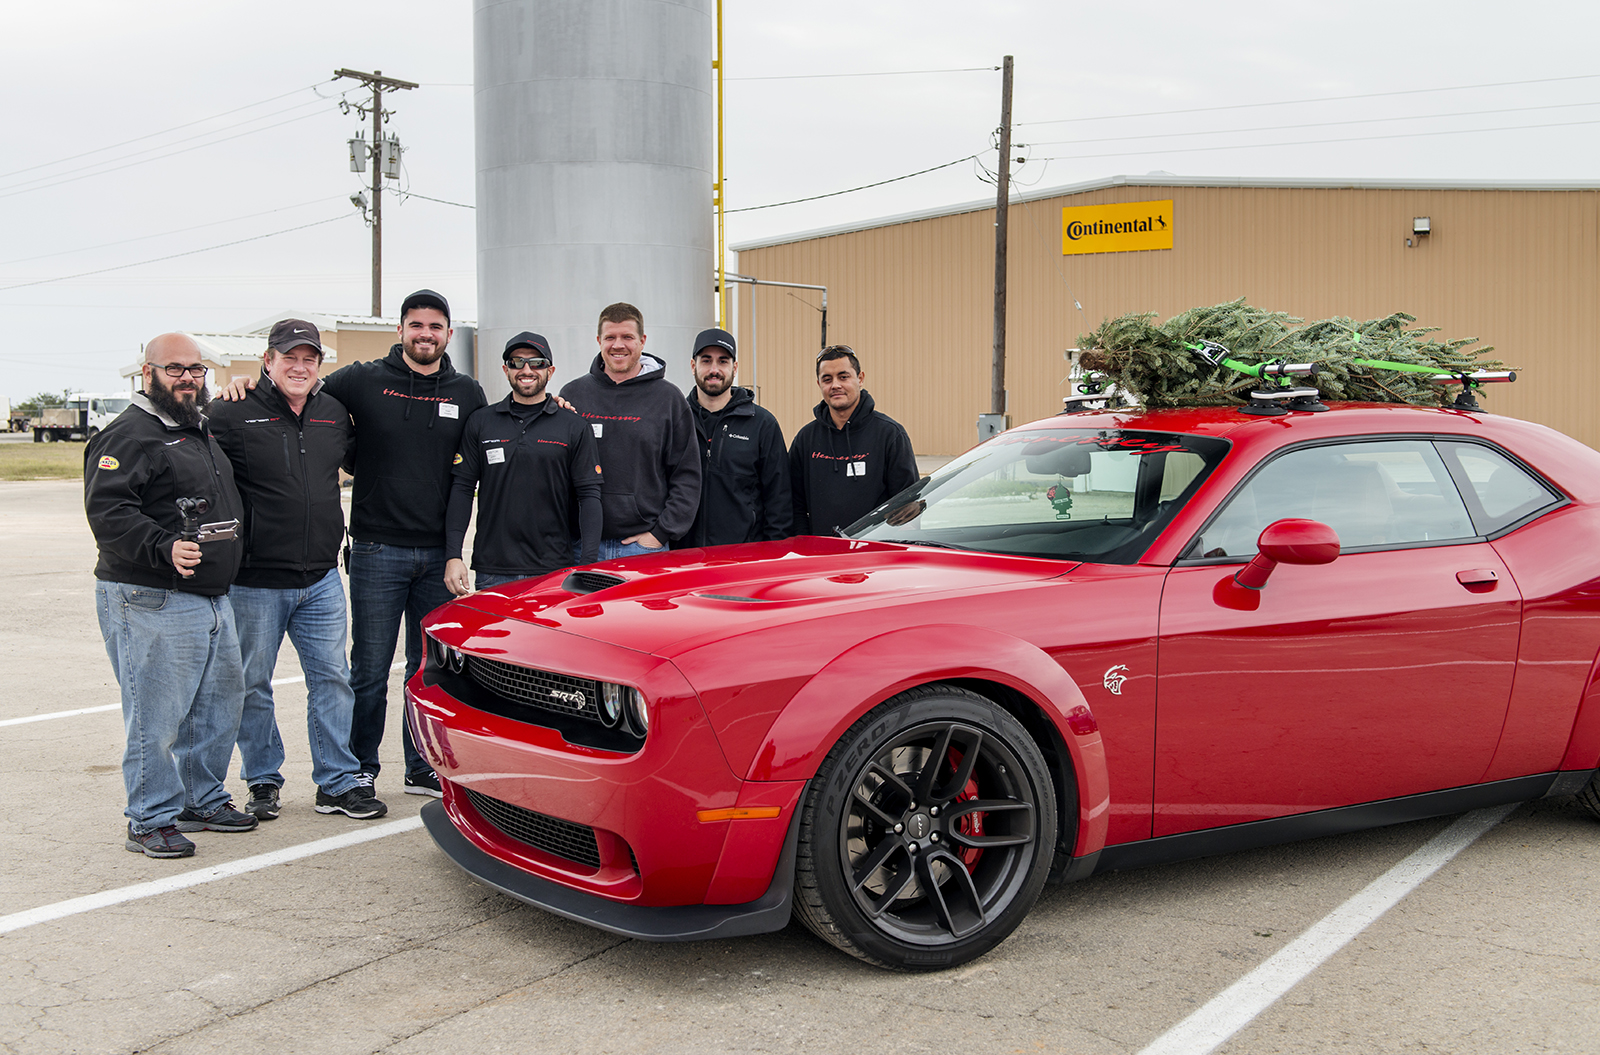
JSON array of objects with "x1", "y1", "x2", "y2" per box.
[
  {"x1": 0, "y1": 661, "x2": 407, "y2": 728},
  {"x1": 1137, "y1": 803, "x2": 1516, "y2": 1055},
  {"x1": 0, "y1": 815, "x2": 425, "y2": 936}
]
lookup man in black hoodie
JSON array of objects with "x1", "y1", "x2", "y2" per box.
[
  {"x1": 788, "y1": 345, "x2": 919, "y2": 535},
  {"x1": 679, "y1": 327, "x2": 791, "y2": 547},
  {"x1": 558, "y1": 302, "x2": 700, "y2": 560},
  {"x1": 218, "y1": 289, "x2": 485, "y2": 799}
]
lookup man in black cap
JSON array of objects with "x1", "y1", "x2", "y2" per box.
[
  {"x1": 218, "y1": 289, "x2": 486, "y2": 798},
  {"x1": 444, "y1": 333, "x2": 603, "y2": 593},
  {"x1": 678, "y1": 327, "x2": 791, "y2": 547},
  {"x1": 209, "y1": 320, "x2": 386, "y2": 823}
]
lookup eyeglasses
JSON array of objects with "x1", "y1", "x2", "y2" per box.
[
  {"x1": 149, "y1": 363, "x2": 210, "y2": 378},
  {"x1": 505, "y1": 356, "x2": 551, "y2": 370}
]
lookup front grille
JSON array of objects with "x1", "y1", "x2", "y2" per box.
[
  {"x1": 466, "y1": 656, "x2": 599, "y2": 721},
  {"x1": 465, "y1": 787, "x2": 601, "y2": 869}
]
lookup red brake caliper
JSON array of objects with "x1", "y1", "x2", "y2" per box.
[{"x1": 947, "y1": 747, "x2": 984, "y2": 872}]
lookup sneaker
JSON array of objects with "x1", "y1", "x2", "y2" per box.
[
  {"x1": 245, "y1": 783, "x2": 281, "y2": 821},
  {"x1": 174, "y1": 802, "x2": 259, "y2": 833},
  {"x1": 355, "y1": 771, "x2": 377, "y2": 791},
  {"x1": 403, "y1": 769, "x2": 443, "y2": 797},
  {"x1": 314, "y1": 786, "x2": 389, "y2": 820},
  {"x1": 125, "y1": 824, "x2": 196, "y2": 858}
]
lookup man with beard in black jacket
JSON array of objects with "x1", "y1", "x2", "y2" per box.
[
  {"x1": 209, "y1": 320, "x2": 385, "y2": 823},
  {"x1": 219, "y1": 290, "x2": 486, "y2": 799},
  {"x1": 788, "y1": 345, "x2": 919, "y2": 536},
  {"x1": 559, "y1": 302, "x2": 700, "y2": 560},
  {"x1": 86, "y1": 333, "x2": 255, "y2": 857},
  {"x1": 678, "y1": 327, "x2": 790, "y2": 547}
]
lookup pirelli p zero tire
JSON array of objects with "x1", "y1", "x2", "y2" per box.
[
  {"x1": 1577, "y1": 769, "x2": 1600, "y2": 821},
  {"x1": 793, "y1": 684, "x2": 1058, "y2": 971}
]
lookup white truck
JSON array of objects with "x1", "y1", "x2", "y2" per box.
[{"x1": 33, "y1": 392, "x2": 133, "y2": 442}]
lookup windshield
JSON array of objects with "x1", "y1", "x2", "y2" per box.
[
  {"x1": 98, "y1": 397, "x2": 131, "y2": 414},
  {"x1": 847, "y1": 428, "x2": 1230, "y2": 563}
]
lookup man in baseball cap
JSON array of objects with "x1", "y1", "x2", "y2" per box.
[
  {"x1": 444, "y1": 330, "x2": 602, "y2": 594},
  {"x1": 678, "y1": 326, "x2": 792, "y2": 547}
]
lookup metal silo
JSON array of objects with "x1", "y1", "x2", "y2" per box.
[{"x1": 474, "y1": 0, "x2": 713, "y2": 398}]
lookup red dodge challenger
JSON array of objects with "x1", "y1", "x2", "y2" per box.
[{"x1": 407, "y1": 403, "x2": 1600, "y2": 969}]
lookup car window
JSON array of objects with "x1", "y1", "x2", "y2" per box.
[
  {"x1": 1188, "y1": 439, "x2": 1476, "y2": 558},
  {"x1": 1438, "y1": 441, "x2": 1562, "y2": 536},
  {"x1": 849, "y1": 429, "x2": 1229, "y2": 563}
]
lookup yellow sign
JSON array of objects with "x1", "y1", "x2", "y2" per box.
[{"x1": 1061, "y1": 200, "x2": 1173, "y2": 255}]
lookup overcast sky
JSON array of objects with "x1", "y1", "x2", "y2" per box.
[{"x1": 6, "y1": 0, "x2": 1599, "y2": 402}]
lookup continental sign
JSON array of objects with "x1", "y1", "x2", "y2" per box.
[{"x1": 1061, "y1": 200, "x2": 1173, "y2": 256}]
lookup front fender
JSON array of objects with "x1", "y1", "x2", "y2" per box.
[{"x1": 744, "y1": 623, "x2": 1111, "y2": 858}]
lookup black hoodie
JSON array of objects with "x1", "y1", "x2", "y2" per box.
[
  {"x1": 788, "y1": 390, "x2": 919, "y2": 536},
  {"x1": 680, "y1": 386, "x2": 792, "y2": 547},
  {"x1": 558, "y1": 352, "x2": 701, "y2": 543},
  {"x1": 321, "y1": 345, "x2": 486, "y2": 547}
]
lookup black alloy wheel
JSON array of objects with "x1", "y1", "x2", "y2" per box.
[{"x1": 794, "y1": 685, "x2": 1058, "y2": 970}]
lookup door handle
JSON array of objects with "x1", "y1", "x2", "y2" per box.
[{"x1": 1456, "y1": 569, "x2": 1499, "y2": 587}]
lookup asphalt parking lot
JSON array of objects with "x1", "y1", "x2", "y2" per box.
[{"x1": 2, "y1": 477, "x2": 1597, "y2": 1055}]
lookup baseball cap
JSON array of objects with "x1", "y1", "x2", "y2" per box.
[
  {"x1": 400, "y1": 289, "x2": 451, "y2": 324},
  {"x1": 268, "y1": 318, "x2": 323, "y2": 356},
  {"x1": 503, "y1": 331, "x2": 552, "y2": 363},
  {"x1": 692, "y1": 327, "x2": 737, "y2": 359}
]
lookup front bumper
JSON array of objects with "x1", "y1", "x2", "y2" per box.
[{"x1": 421, "y1": 798, "x2": 800, "y2": 941}]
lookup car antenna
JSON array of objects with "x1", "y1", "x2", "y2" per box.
[{"x1": 1184, "y1": 340, "x2": 1327, "y2": 416}]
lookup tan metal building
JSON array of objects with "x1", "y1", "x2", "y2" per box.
[{"x1": 731, "y1": 175, "x2": 1600, "y2": 455}]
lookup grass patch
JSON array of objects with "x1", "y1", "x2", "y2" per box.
[{"x1": 0, "y1": 440, "x2": 87, "y2": 480}]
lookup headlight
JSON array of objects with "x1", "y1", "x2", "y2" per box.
[
  {"x1": 448, "y1": 647, "x2": 466, "y2": 674},
  {"x1": 600, "y1": 682, "x2": 648, "y2": 737},
  {"x1": 426, "y1": 634, "x2": 447, "y2": 672}
]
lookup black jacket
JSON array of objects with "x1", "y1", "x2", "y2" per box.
[
  {"x1": 788, "y1": 390, "x2": 920, "y2": 536},
  {"x1": 84, "y1": 395, "x2": 244, "y2": 596},
  {"x1": 445, "y1": 395, "x2": 604, "y2": 576},
  {"x1": 558, "y1": 353, "x2": 701, "y2": 543},
  {"x1": 679, "y1": 387, "x2": 792, "y2": 547},
  {"x1": 321, "y1": 345, "x2": 486, "y2": 548},
  {"x1": 208, "y1": 373, "x2": 353, "y2": 589}
]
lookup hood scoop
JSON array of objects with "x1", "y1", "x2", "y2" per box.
[{"x1": 562, "y1": 570, "x2": 627, "y2": 595}]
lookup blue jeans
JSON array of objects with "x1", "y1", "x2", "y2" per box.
[
  {"x1": 347, "y1": 541, "x2": 453, "y2": 780},
  {"x1": 571, "y1": 538, "x2": 661, "y2": 564},
  {"x1": 474, "y1": 571, "x2": 538, "y2": 591},
  {"x1": 231, "y1": 569, "x2": 362, "y2": 796},
  {"x1": 96, "y1": 581, "x2": 244, "y2": 833}
]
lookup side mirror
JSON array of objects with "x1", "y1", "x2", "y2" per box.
[{"x1": 1234, "y1": 518, "x2": 1340, "y2": 590}]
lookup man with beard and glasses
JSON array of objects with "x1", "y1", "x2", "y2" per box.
[
  {"x1": 218, "y1": 289, "x2": 486, "y2": 799},
  {"x1": 443, "y1": 332, "x2": 603, "y2": 595},
  {"x1": 209, "y1": 320, "x2": 385, "y2": 823},
  {"x1": 86, "y1": 334, "x2": 255, "y2": 858},
  {"x1": 677, "y1": 327, "x2": 791, "y2": 548}
]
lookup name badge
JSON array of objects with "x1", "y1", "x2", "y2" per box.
[
  {"x1": 848, "y1": 460, "x2": 867, "y2": 477},
  {"x1": 439, "y1": 403, "x2": 459, "y2": 419},
  {"x1": 591, "y1": 423, "x2": 603, "y2": 438},
  {"x1": 485, "y1": 447, "x2": 506, "y2": 464}
]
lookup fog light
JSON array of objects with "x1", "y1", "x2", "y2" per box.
[{"x1": 599, "y1": 682, "x2": 625, "y2": 728}]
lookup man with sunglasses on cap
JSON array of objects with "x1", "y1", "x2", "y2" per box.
[
  {"x1": 209, "y1": 320, "x2": 385, "y2": 823},
  {"x1": 678, "y1": 327, "x2": 791, "y2": 547},
  {"x1": 789, "y1": 344, "x2": 919, "y2": 536},
  {"x1": 443, "y1": 333, "x2": 603, "y2": 595},
  {"x1": 86, "y1": 334, "x2": 254, "y2": 857},
  {"x1": 218, "y1": 289, "x2": 485, "y2": 799}
]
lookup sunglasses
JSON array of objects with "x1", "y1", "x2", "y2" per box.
[{"x1": 505, "y1": 356, "x2": 551, "y2": 370}]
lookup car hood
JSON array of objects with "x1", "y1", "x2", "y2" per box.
[{"x1": 452, "y1": 536, "x2": 1078, "y2": 657}]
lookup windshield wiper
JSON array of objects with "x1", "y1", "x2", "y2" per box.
[{"x1": 877, "y1": 538, "x2": 964, "y2": 550}]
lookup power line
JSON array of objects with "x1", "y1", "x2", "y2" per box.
[
  {"x1": 728, "y1": 155, "x2": 979, "y2": 213},
  {"x1": 1030, "y1": 116, "x2": 1600, "y2": 163},
  {"x1": 728, "y1": 66, "x2": 998, "y2": 81},
  {"x1": 0, "y1": 106, "x2": 341, "y2": 201},
  {"x1": 398, "y1": 190, "x2": 474, "y2": 209},
  {"x1": 1018, "y1": 72, "x2": 1600, "y2": 128},
  {"x1": 1020, "y1": 98, "x2": 1600, "y2": 148},
  {"x1": 0, "y1": 80, "x2": 332, "y2": 180},
  {"x1": 0, "y1": 197, "x2": 343, "y2": 266},
  {"x1": 0, "y1": 215, "x2": 354, "y2": 293}
]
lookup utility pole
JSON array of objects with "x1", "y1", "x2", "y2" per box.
[
  {"x1": 991, "y1": 55, "x2": 1014, "y2": 420},
  {"x1": 336, "y1": 68, "x2": 418, "y2": 318}
]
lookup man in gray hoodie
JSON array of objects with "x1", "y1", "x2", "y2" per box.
[{"x1": 558, "y1": 303, "x2": 701, "y2": 560}]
